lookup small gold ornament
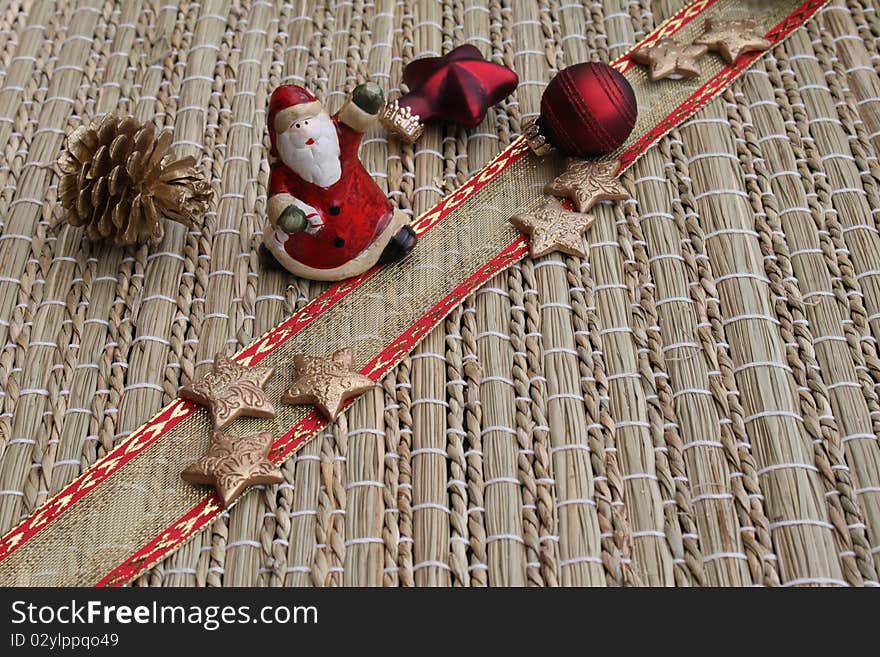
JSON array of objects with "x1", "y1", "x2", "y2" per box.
[
  {"x1": 179, "y1": 354, "x2": 276, "y2": 430},
  {"x1": 630, "y1": 37, "x2": 708, "y2": 81},
  {"x1": 379, "y1": 99, "x2": 425, "y2": 143},
  {"x1": 693, "y1": 18, "x2": 771, "y2": 64},
  {"x1": 523, "y1": 118, "x2": 551, "y2": 157},
  {"x1": 509, "y1": 197, "x2": 595, "y2": 259},
  {"x1": 57, "y1": 113, "x2": 211, "y2": 246},
  {"x1": 544, "y1": 158, "x2": 629, "y2": 213},
  {"x1": 182, "y1": 431, "x2": 283, "y2": 507},
  {"x1": 282, "y1": 347, "x2": 374, "y2": 420}
]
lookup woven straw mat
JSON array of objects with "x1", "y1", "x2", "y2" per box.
[{"x1": 2, "y1": 0, "x2": 880, "y2": 587}]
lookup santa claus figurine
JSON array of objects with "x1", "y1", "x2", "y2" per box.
[{"x1": 262, "y1": 82, "x2": 417, "y2": 280}]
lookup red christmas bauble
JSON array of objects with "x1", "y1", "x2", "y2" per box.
[{"x1": 536, "y1": 62, "x2": 637, "y2": 157}]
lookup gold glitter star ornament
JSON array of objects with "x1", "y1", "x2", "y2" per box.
[
  {"x1": 283, "y1": 347, "x2": 375, "y2": 420},
  {"x1": 544, "y1": 158, "x2": 629, "y2": 213},
  {"x1": 630, "y1": 37, "x2": 708, "y2": 81},
  {"x1": 182, "y1": 431, "x2": 284, "y2": 507},
  {"x1": 694, "y1": 19, "x2": 771, "y2": 64},
  {"x1": 179, "y1": 354, "x2": 276, "y2": 430},
  {"x1": 509, "y1": 197, "x2": 595, "y2": 259}
]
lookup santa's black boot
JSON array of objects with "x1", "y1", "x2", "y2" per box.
[{"x1": 379, "y1": 225, "x2": 418, "y2": 264}]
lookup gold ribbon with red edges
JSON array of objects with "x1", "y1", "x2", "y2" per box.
[{"x1": 0, "y1": 0, "x2": 830, "y2": 586}]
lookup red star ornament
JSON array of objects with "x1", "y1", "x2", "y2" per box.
[{"x1": 380, "y1": 44, "x2": 518, "y2": 142}]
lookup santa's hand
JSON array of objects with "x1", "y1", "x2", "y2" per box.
[
  {"x1": 352, "y1": 82, "x2": 384, "y2": 115},
  {"x1": 277, "y1": 205, "x2": 307, "y2": 233}
]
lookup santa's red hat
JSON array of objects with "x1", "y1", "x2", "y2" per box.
[{"x1": 267, "y1": 85, "x2": 323, "y2": 155}]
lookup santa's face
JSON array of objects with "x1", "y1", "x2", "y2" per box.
[{"x1": 277, "y1": 110, "x2": 342, "y2": 188}]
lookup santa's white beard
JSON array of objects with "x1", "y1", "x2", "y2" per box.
[{"x1": 277, "y1": 112, "x2": 342, "y2": 188}]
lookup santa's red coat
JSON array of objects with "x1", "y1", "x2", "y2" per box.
[{"x1": 268, "y1": 119, "x2": 394, "y2": 269}]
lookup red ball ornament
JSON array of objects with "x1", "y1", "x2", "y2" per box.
[{"x1": 526, "y1": 62, "x2": 637, "y2": 158}]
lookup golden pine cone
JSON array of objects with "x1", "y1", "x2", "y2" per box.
[{"x1": 57, "y1": 113, "x2": 212, "y2": 246}]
